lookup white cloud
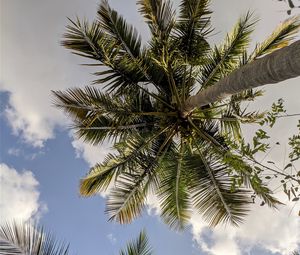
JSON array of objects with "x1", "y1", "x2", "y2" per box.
[
  {"x1": 7, "y1": 148, "x2": 21, "y2": 157},
  {"x1": 71, "y1": 137, "x2": 111, "y2": 167},
  {"x1": 107, "y1": 233, "x2": 117, "y2": 244},
  {"x1": 190, "y1": 193, "x2": 300, "y2": 255},
  {"x1": 0, "y1": 0, "x2": 98, "y2": 147},
  {"x1": 0, "y1": 163, "x2": 47, "y2": 223},
  {"x1": 5, "y1": 107, "x2": 56, "y2": 147}
]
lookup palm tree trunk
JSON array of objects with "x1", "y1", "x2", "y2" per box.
[{"x1": 181, "y1": 40, "x2": 300, "y2": 117}]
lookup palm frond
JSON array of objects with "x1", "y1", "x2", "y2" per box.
[
  {"x1": 0, "y1": 221, "x2": 69, "y2": 255},
  {"x1": 103, "y1": 126, "x2": 176, "y2": 223},
  {"x1": 158, "y1": 142, "x2": 192, "y2": 230},
  {"x1": 105, "y1": 126, "x2": 177, "y2": 223},
  {"x1": 97, "y1": 1, "x2": 171, "y2": 95},
  {"x1": 80, "y1": 126, "x2": 172, "y2": 196},
  {"x1": 199, "y1": 11, "x2": 258, "y2": 89},
  {"x1": 290, "y1": 251, "x2": 300, "y2": 255},
  {"x1": 62, "y1": 18, "x2": 148, "y2": 94},
  {"x1": 53, "y1": 87, "x2": 157, "y2": 145},
  {"x1": 250, "y1": 16, "x2": 300, "y2": 59},
  {"x1": 173, "y1": 0, "x2": 212, "y2": 64},
  {"x1": 80, "y1": 132, "x2": 158, "y2": 196},
  {"x1": 219, "y1": 114, "x2": 242, "y2": 141},
  {"x1": 97, "y1": 0, "x2": 142, "y2": 59},
  {"x1": 62, "y1": 17, "x2": 107, "y2": 61},
  {"x1": 138, "y1": 0, "x2": 175, "y2": 41},
  {"x1": 187, "y1": 147, "x2": 251, "y2": 226},
  {"x1": 188, "y1": 118, "x2": 228, "y2": 152},
  {"x1": 119, "y1": 230, "x2": 153, "y2": 255},
  {"x1": 106, "y1": 171, "x2": 153, "y2": 224}
]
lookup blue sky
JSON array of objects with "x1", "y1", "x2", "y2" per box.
[{"x1": 1, "y1": 0, "x2": 300, "y2": 254}]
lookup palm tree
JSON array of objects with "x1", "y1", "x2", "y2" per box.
[
  {"x1": 0, "y1": 221, "x2": 69, "y2": 255},
  {"x1": 53, "y1": 0, "x2": 300, "y2": 229}
]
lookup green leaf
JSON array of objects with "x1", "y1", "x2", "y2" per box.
[
  {"x1": 119, "y1": 230, "x2": 153, "y2": 255},
  {"x1": 0, "y1": 221, "x2": 69, "y2": 255}
]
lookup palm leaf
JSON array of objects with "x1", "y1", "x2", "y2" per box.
[
  {"x1": 106, "y1": 171, "x2": 150, "y2": 224},
  {"x1": 80, "y1": 132, "x2": 159, "y2": 196},
  {"x1": 0, "y1": 221, "x2": 69, "y2": 255},
  {"x1": 97, "y1": 0, "x2": 142, "y2": 59},
  {"x1": 290, "y1": 251, "x2": 300, "y2": 255},
  {"x1": 199, "y1": 11, "x2": 258, "y2": 89},
  {"x1": 62, "y1": 17, "x2": 107, "y2": 61},
  {"x1": 138, "y1": 0, "x2": 175, "y2": 41},
  {"x1": 80, "y1": 125, "x2": 172, "y2": 196},
  {"x1": 119, "y1": 230, "x2": 153, "y2": 255},
  {"x1": 173, "y1": 0, "x2": 212, "y2": 64},
  {"x1": 187, "y1": 147, "x2": 251, "y2": 226},
  {"x1": 53, "y1": 87, "x2": 157, "y2": 145},
  {"x1": 62, "y1": 18, "x2": 147, "y2": 94},
  {"x1": 104, "y1": 125, "x2": 177, "y2": 224},
  {"x1": 157, "y1": 142, "x2": 192, "y2": 230},
  {"x1": 250, "y1": 16, "x2": 300, "y2": 59}
]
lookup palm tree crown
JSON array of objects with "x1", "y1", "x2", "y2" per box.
[{"x1": 54, "y1": 0, "x2": 300, "y2": 229}]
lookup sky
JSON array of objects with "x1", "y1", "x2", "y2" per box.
[{"x1": 0, "y1": 0, "x2": 300, "y2": 254}]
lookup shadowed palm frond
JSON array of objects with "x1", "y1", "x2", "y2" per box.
[
  {"x1": 53, "y1": 87, "x2": 159, "y2": 144},
  {"x1": 199, "y1": 11, "x2": 258, "y2": 89},
  {"x1": 157, "y1": 141, "x2": 192, "y2": 230},
  {"x1": 97, "y1": 0, "x2": 142, "y2": 59},
  {"x1": 0, "y1": 221, "x2": 69, "y2": 255},
  {"x1": 138, "y1": 0, "x2": 175, "y2": 42},
  {"x1": 173, "y1": 0, "x2": 212, "y2": 64},
  {"x1": 106, "y1": 171, "x2": 153, "y2": 224},
  {"x1": 80, "y1": 126, "x2": 174, "y2": 196},
  {"x1": 103, "y1": 128, "x2": 177, "y2": 223},
  {"x1": 119, "y1": 230, "x2": 153, "y2": 255},
  {"x1": 187, "y1": 147, "x2": 251, "y2": 226}
]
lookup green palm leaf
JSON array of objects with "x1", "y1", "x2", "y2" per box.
[
  {"x1": 62, "y1": 18, "x2": 147, "y2": 94},
  {"x1": 173, "y1": 0, "x2": 212, "y2": 64},
  {"x1": 138, "y1": 0, "x2": 175, "y2": 41},
  {"x1": 200, "y1": 11, "x2": 258, "y2": 89},
  {"x1": 106, "y1": 171, "x2": 150, "y2": 224},
  {"x1": 250, "y1": 16, "x2": 300, "y2": 59},
  {"x1": 53, "y1": 87, "x2": 158, "y2": 144},
  {"x1": 158, "y1": 142, "x2": 192, "y2": 230},
  {"x1": 98, "y1": 0, "x2": 142, "y2": 59},
  {"x1": 0, "y1": 221, "x2": 69, "y2": 255},
  {"x1": 187, "y1": 148, "x2": 251, "y2": 226},
  {"x1": 119, "y1": 230, "x2": 153, "y2": 255}
]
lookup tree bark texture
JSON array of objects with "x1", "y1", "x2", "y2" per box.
[{"x1": 182, "y1": 40, "x2": 300, "y2": 116}]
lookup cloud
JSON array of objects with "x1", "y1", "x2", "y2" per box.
[
  {"x1": 71, "y1": 137, "x2": 111, "y2": 167},
  {"x1": 107, "y1": 233, "x2": 117, "y2": 244},
  {"x1": 7, "y1": 148, "x2": 21, "y2": 157},
  {"x1": 4, "y1": 107, "x2": 56, "y2": 147},
  {"x1": 0, "y1": 163, "x2": 47, "y2": 223},
  {"x1": 0, "y1": 0, "x2": 98, "y2": 147},
  {"x1": 190, "y1": 192, "x2": 299, "y2": 255}
]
